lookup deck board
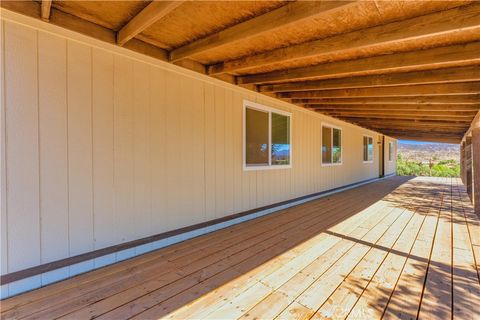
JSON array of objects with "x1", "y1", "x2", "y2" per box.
[{"x1": 1, "y1": 176, "x2": 479, "y2": 320}]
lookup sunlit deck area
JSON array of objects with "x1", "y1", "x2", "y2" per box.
[{"x1": 1, "y1": 176, "x2": 478, "y2": 320}]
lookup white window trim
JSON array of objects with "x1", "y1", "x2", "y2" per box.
[
  {"x1": 363, "y1": 135, "x2": 374, "y2": 164},
  {"x1": 243, "y1": 100, "x2": 292, "y2": 171},
  {"x1": 388, "y1": 141, "x2": 394, "y2": 162},
  {"x1": 321, "y1": 122, "x2": 343, "y2": 167}
]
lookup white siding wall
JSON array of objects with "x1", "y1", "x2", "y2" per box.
[{"x1": 0, "y1": 13, "x2": 397, "y2": 295}]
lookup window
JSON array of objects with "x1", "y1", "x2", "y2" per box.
[
  {"x1": 322, "y1": 125, "x2": 342, "y2": 165},
  {"x1": 244, "y1": 101, "x2": 291, "y2": 170},
  {"x1": 363, "y1": 136, "x2": 374, "y2": 163},
  {"x1": 389, "y1": 142, "x2": 394, "y2": 161}
]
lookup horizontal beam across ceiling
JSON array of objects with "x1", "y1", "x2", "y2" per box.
[
  {"x1": 291, "y1": 95, "x2": 480, "y2": 105},
  {"x1": 237, "y1": 42, "x2": 480, "y2": 85},
  {"x1": 278, "y1": 82, "x2": 480, "y2": 99},
  {"x1": 210, "y1": 3, "x2": 480, "y2": 75},
  {"x1": 305, "y1": 104, "x2": 480, "y2": 112},
  {"x1": 258, "y1": 66, "x2": 480, "y2": 92},
  {"x1": 317, "y1": 110, "x2": 477, "y2": 117}
]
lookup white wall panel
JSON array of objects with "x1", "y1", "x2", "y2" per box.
[
  {"x1": 133, "y1": 61, "x2": 152, "y2": 238},
  {"x1": 67, "y1": 41, "x2": 94, "y2": 257},
  {"x1": 38, "y1": 32, "x2": 69, "y2": 263},
  {"x1": 113, "y1": 55, "x2": 135, "y2": 244},
  {"x1": 1, "y1": 18, "x2": 397, "y2": 276},
  {"x1": 4, "y1": 21, "x2": 40, "y2": 272},
  {"x1": 149, "y1": 67, "x2": 167, "y2": 233},
  {"x1": 92, "y1": 48, "x2": 115, "y2": 249}
]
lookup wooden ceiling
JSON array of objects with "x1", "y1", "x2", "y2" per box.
[{"x1": 3, "y1": 0, "x2": 479, "y2": 143}]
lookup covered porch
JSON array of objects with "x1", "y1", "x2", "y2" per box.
[{"x1": 2, "y1": 176, "x2": 479, "y2": 319}]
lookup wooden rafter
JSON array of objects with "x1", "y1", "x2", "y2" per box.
[
  {"x1": 378, "y1": 128, "x2": 465, "y2": 135},
  {"x1": 379, "y1": 134, "x2": 462, "y2": 143},
  {"x1": 117, "y1": 1, "x2": 184, "y2": 46},
  {"x1": 305, "y1": 104, "x2": 479, "y2": 112},
  {"x1": 291, "y1": 95, "x2": 480, "y2": 105},
  {"x1": 318, "y1": 110, "x2": 477, "y2": 117},
  {"x1": 237, "y1": 42, "x2": 480, "y2": 85},
  {"x1": 169, "y1": 1, "x2": 356, "y2": 62},
  {"x1": 342, "y1": 119, "x2": 468, "y2": 129},
  {"x1": 372, "y1": 128, "x2": 465, "y2": 136},
  {"x1": 258, "y1": 66, "x2": 480, "y2": 93},
  {"x1": 323, "y1": 114, "x2": 474, "y2": 122},
  {"x1": 278, "y1": 82, "x2": 480, "y2": 99},
  {"x1": 40, "y1": 0, "x2": 52, "y2": 22},
  {"x1": 210, "y1": 3, "x2": 480, "y2": 75}
]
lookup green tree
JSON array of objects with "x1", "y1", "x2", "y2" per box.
[{"x1": 396, "y1": 154, "x2": 460, "y2": 178}]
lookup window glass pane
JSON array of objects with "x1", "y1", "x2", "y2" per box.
[
  {"x1": 368, "y1": 137, "x2": 374, "y2": 161},
  {"x1": 363, "y1": 136, "x2": 368, "y2": 161},
  {"x1": 389, "y1": 142, "x2": 393, "y2": 161},
  {"x1": 332, "y1": 128, "x2": 341, "y2": 163},
  {"x1": 271, "y1": 113, "x2": 290, "y2": 165},
  {"x1": 322, "y1": 126, "x2": 332, "y2": 164},
  {"x1": 246, "y1": 108, "x2": 269, "y2": 166}
]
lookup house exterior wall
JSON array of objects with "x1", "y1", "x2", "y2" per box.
[{"x1": 0, "y1": 12, "x2": 397, "y2": 297}]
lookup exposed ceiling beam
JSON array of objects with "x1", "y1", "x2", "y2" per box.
[
  {"x1": 278, "y1": 82, "x2": 480, "y2": 99},
  {"x1": 258, "y1": 66, "x2": 480, "y2": 93},
  {"x1": 322, "y1": 113, "x2": 474, "y2": 122},
  {"x1": 375, "y1": 129, "x2": 465, "y2": 136},
  {"x1": 342, "y1": 119, "x2": 468, "y2": 128},
  {"x1": 305, "y1": 104, "x2": 480, "y2": 111},
  {"x1": 380, "y1": 134, "x2": 462, "y2": 143},
  {"x1": 237, "y1": 42, "x2": 480, "y2": 85},
  {"x1": 291, "y1": 95, "x2": 480, "y2": 105},
  {"x1": 169, "y1": 1, "x2": 356, "y2": 62},
  {"x1": 40, "y1": 0, "x2": 51, "y2": 22},
  {"x1": 317, "y1": 110, "x2": 477, "y2": 117},
  {"x1": 117, "y1": 1, "x2": 184, "y2": 46},
  {"x1": 374, "y1": 129, "x2": 465, "y2": 135},
  {"x1": 210, "y1": 3, "x2": 480, "y2": 75}
]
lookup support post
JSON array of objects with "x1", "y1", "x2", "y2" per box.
[
  {"x1": 472, "y1": 128, "x2": 480, "y2": 214},
  {"x1": 466, "y1": 136, "x2": 473, "y2": 201},
  {"x1": 461, "y1": 141, "x2": 464, "y2": 183}
]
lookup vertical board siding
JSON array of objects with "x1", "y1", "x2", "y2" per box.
[
  {"x1": 133, "y1": 61, "x2": 151, "y2": 239},
  {"x1": 1, "y1": 20, "x2": 396, "y2": 276},
  {"x1": 4, "y1": 22, "x2": 40, "y2": 272},
  {"x1": 38, "y1": 32, "x2": 69, "y2": 263},
  {"x1": 149, "y1": 67, "x2": 167, "y2": 233},
  {"x1": 67, "y1": 41, "x2": 94, "y2": 257},
  {"x1": 114, "y1": 56, "x2": 135, "y2": 245},
  {"x1": 92, "y1": 48, "x2": 114, "y2": 249}
]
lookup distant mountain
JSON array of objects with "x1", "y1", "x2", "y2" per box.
[{"x1": 398, "y1": 142, "x2": 459, "y2": 163}]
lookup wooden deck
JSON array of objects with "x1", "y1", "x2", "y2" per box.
[{"x1": 1, "y1": 176, "x2": 479, "y2": 320}]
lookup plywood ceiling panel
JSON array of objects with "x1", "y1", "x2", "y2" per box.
[
  {"x1": 52, "y1": 0, "x2": 150, "y2": 31},
  {"x1": 138, "y1": 1, "x2": 287, "y2": 50}
]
